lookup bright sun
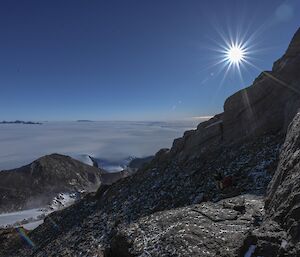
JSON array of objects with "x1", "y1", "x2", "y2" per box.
[
  {"x1": 210, "y1": 31, "x2": 254, "y2": 74},
  {"x1": 226, "y1": 45, "x2": 245, "y2": 65}
]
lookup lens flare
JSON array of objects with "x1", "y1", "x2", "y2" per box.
[{"x1": 16, "y1": 227, "x2": 35, "y2": 248}]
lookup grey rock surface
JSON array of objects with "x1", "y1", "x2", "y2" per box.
[
  {"x1": 251, "y1": 112, "x2": 300, "y2": 256},
  {"x1": 108, "y1": 195, "x2": 264, "y2": 257}
]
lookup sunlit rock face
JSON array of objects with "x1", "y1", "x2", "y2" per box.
[{"x1": 0, "y1": 154, "x2": 101, "y2": 212}]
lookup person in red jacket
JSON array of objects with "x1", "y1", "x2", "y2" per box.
[
  {"x1": 213, "y1": 172, "x2": 233, "y2": 190},
  {"x1": 222, "y1": 176, "x2": 233, "y2": 189}
]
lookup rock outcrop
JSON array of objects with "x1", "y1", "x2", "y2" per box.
[
  {"x1": 166, "y1": 28, "x2": 300, "y2": 162},
  {"x1": 0, "y1": 154, "x2": 101, "y2": 212},
  {"x1": 250, "y1": 112, "x2": 300, "y2": 256},
  {"x1": 127, "y1": 156, "x2": 154, "y2": 170},
  {"x1": 107, "y1": 195, "x2": 264, "y2": 257},
  {"x1": 100, "y1": 169, "x2": 132, "y2": 185},
  {"x1": 0, "y1": 28, "x2": 299, "y2": 257}
]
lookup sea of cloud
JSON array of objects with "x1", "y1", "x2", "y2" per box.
[{"x1": 0, "y1": 120, "x2": 205, "y2": 171}]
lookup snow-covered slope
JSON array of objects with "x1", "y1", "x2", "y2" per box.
[{"x1": 0, "y1": 192, "x2": 80, "y2": 230}]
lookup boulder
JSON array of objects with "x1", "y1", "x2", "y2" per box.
[{"x1": 107, "y1": 195, "x2": 264, "y2": 257}]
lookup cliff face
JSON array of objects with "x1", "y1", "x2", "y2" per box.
[
  {"x1": 266, "y1": 112, "x2": 300, "y2": 223},
  {"x1": 223, "y1": 28, "x2": 300, "y2": 141},
  {"x1": 250, "y1": 112, "x2": 300, "y2": 257},
  {"x1": 168, "y1": 28, "x2": 300, "y2": 162},
  {"x1": 0, "y1": 154, "x2": 101, "y2": 212},
  {"x1": 0, "y1": 28, "x2": 299, "y2": 257}
]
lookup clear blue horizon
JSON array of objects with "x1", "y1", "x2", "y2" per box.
[{"x1": 0, "y1": 0, "x2": 299, "y2": 121}]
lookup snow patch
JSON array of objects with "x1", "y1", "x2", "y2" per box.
[
  {"x1": 0, "y1": 208, "x2": 46, "y2": 229},
  {"x1": 49, "y1": 192, "x2": 79, "y2": 211},
  {"x1": 0, "y1": 192, "x2": 80, "y2": 230},
  {"x1": 244, "y1": 245, "x2": 256, "y2": 257},
  {"x1": 281, "y1": 239, "x2": 288, "y2": 249},
  {"x1": 23, "y1": 219, "x2": 44, "y2": 230}
]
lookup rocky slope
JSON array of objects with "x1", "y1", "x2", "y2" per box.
[
  {"x1": 108, "y1": 195, "x2": 265, "y2": 257},
  {"x1": 0, "y1": 28, "x2": 299, "y2": 257},
  {"x1": 0, "y1": 154, "x2": 101, "y2": 212}
]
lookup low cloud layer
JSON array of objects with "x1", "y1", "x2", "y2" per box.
[{"x1": 0, "y1": 120, "x2": 204, "y2": 170}]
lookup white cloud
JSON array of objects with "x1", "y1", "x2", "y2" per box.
[{"x1": 0, "y1": 120, "x2": 199, "y2": 170}]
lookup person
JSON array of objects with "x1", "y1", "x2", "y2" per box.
[
  {"x1": 213, "y1": 172, "x2": 233, "y2": 190},
  {"x1": 222, "y1": 175, "x2": 233, "y2": 189},
  {"x1": 213, "y1": 172, "x2": 224, "y2": 190}
]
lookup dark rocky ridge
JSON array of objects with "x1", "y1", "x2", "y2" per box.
[
  {"x1": 0, "y1": 154, "x2": 102, "y2": 212},
  {"x1": 0, "y1": 120, "x2": 42, "y2": 125},
  {"x1": 0, "y1": 28, "x2": 299, "y2": 257},
  {"x1": 127, "y1": 156, "x2": 154, "y2": 170}
]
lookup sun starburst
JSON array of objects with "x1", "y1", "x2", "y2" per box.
[
  {"x1": 220, "y1": 39, "x2": 250, "y2": 71},
  {"x1": 226, "y1": 44, "x2": 246, "y2": 65},
  {"x1": 205, "y1": 30, "x2": 256, "y2": 82}
]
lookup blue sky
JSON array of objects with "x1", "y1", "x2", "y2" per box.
[{"x1": 0, "y1": 0, "x2": 299, "y2": 121}]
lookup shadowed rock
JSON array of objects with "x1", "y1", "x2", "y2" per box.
[{"x1": 251, "y1": 112, "x2": 300, "y2": 256}]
